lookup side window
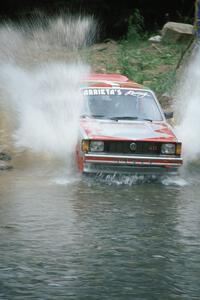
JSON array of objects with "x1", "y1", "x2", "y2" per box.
[{"x1": 142, "y1": 97, "x2": 162, "y2": 120}]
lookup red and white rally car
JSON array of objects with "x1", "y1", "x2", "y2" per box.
[{"x1": 76, "y1": 73, "x2": 183, "y2": 175}]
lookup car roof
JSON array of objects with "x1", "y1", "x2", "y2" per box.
[{"x1": 82, "y1": 73, "x2": 146, "y2": 89}]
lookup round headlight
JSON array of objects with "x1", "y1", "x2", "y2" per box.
[
  {"x1": 90, "y1": 141, "x2": 104, "y2": 152},
  {"x1": 161, "y1": 143, "x2": 175, "y2": 155}
]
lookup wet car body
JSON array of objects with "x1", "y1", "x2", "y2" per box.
[{"x1": 76, "y1": 73, "x2": 183, "y2": 175}]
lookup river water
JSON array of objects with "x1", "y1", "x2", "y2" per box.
[
  {"x1": 1, "y1": 17, "x2": 200, "y2": 300},
  {"x1": 0, "y1": 163, "x2": 200, "y2": 300}
]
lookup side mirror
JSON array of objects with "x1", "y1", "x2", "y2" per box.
[{"x1": 164, "y1": 111, "x2": 174, "y2": 119}]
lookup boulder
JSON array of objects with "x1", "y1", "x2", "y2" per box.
[
  {"x1": 0, "y1": 161, "x2": 12, "y2": 170},
  {"x1": 162, "y1": 22, "x2": 194, "y2": 42},
  {"x1": 0, "y1": 152, "x2": 12, "y2": 161},
  {"x1": 0, "y1": 152, "x2": 12, "y2": 170}
]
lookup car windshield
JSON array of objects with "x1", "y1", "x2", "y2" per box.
[{"x1": 81, "y1": 88, "x2": 163, "y2": 121}]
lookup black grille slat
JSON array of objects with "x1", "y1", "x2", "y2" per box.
[{"x1": 105, "y1": 141, "x2": 161, "y2": 155}]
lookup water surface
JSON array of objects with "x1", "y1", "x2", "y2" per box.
[{"x1": 0, "y1": 164, "x2": 200, "y2": 300}]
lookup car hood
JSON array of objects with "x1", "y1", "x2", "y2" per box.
[{"x1": 80, "y1": 119, "x2": 177, "y2": 142}]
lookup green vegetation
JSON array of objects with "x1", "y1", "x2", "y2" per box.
[
  {"x1": 118, "y1": 39, "x2": 188, "y2": 97},
  {"x1": 88, "y1": 36, "x2": 190, "y2": 99},
  {"x1": 87, "y1": 9, "x2": 192, "y2": 100},
  {"x1": 126, "y1": 8, "x2": 145, "y2": 42},
  {"x1": 118, "y1": 9, "x2": 190, "y2": 97}
]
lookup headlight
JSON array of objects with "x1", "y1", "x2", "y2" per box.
[
  {"x1": 161, "y1": 143, "x2": 175, "y2": 155},
  {"x1": 90, "y1": 141, "x2": 104, "y2": 152},
  {"x1": 176, "y1": 143, "x2": 182, "y2": 155},
  {"x1": 81, "y1": 140, "x2": 89, "y2": 152}
]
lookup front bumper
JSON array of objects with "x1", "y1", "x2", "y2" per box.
[{"x1": 83, "y1": 153, "x2": 183, "y2": 175}]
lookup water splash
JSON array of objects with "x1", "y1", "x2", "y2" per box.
[
  {"x1": 0, "y1": 16, "x2": 95, "y2": 165},
  {"x1": 0, "y1": 62, "x2": 88, "y2": 159},
  {"x1": 91, "y1": 172, "x2": 159, "y2": 186},
  {"x1": 86, "y1": 172, "x2": 190, "y2": 187},
  {"x1": 0, "y1": 16, "x2": 96, "y2": 66},
  {"x1": 161, "y1": 175, "x2": 188, "y2": 187},
  {"x1": 174, "y1": 44, "x2": 200, "y2": 165}
]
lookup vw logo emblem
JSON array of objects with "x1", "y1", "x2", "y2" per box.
[{"x1": 130, "y1": 142, "x2": 137, "y2": 152}]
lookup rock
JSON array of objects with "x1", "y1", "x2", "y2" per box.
[
  {"x1": 0, "y1": 161, "x2": 12, "y2": 170},
  {"x1": 148, "y1": 35, "x2": 162, "y2": 43},
  {"x1": 0, "y1": 152, "x2": 12, "y2": 161},
  {"x1": 162, "y1": 22, "x2": 194, "y2": 42},
  {"x1": 0, "y1": 152, "x2": 12, "y2": 170}
]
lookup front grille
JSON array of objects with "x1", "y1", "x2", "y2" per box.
[{"x1": 104, "y1": 141, "x2": 161, "y2": 155}]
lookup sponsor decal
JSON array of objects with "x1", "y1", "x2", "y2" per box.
[
  {"x1": 83, "y1": 88, "x2": 149, "y2": 97},
  {"x1": 83, "y1": 89, "x2": 122, "y2": 96}
]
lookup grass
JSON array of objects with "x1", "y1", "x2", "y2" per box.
[
  {"x1": 87, "y1": 28, "x2": 192, "y2": 102},
  {"x1": 117, "y1": 39, "x2": 190, "y2": 97}
]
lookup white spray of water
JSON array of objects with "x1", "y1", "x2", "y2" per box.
[
  {"x1": 0, "y1": 62, "x2": 88, "y2": 158},
  {"x1": 0, "y1": 16, "x2": 96, "y2": 66},
  {"x1": 0, "y1": 16, "x2": 94, "y2": 162},
  {"x1": 174, "y1": 44, "x2": 200, "y2": 165}
]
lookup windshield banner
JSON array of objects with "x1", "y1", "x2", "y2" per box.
[{"x1": 83, "y1": 88, "x2": 149, "y2": 97}]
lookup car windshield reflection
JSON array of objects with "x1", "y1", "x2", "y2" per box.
[{"x1": 81, "y1": 88, "x2": 163, "y2": 121}]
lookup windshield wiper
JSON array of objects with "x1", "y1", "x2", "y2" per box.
[
  {"x1": 81, "y1": 114, "x2": 105, "y2": 119},
  {"x1": 110, "y1": 116, "x2": 139, "y2": 121},
  {"x1": 110, "y1": 116, "x2": 154, "y2": 122},
  {"x1": 139, "y1": 118, "x2": 153, "y2": 122}
]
